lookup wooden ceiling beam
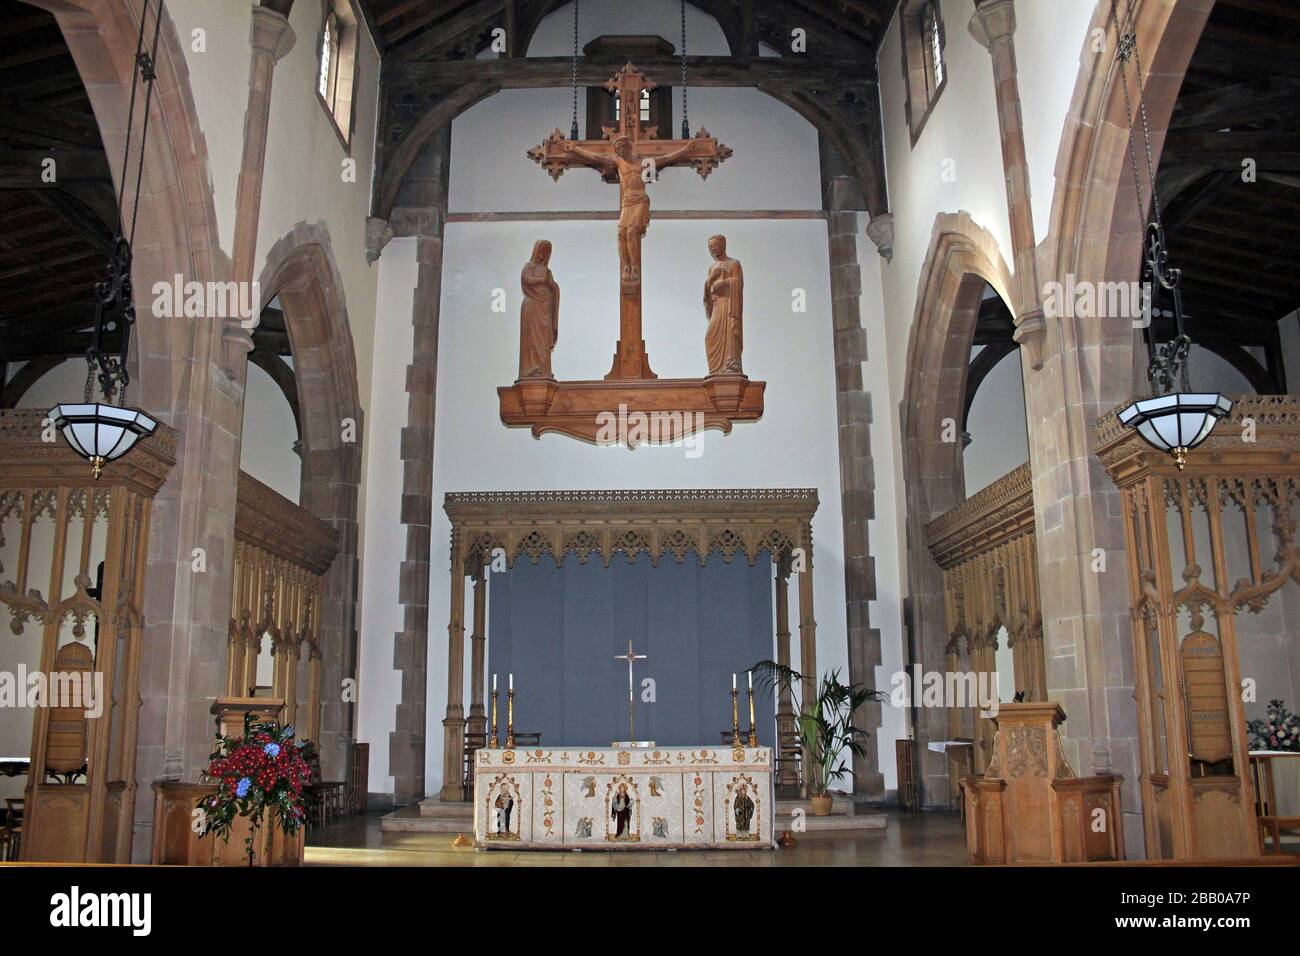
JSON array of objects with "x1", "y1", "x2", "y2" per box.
[
  {"x1": 386, "y1": 54, "x2": 864, "y2": 90},
  {"x1": 0, "y1": 148, "x2": 111, "y2": 186},
  {"x1": 390, "y1": 0, "x2": 507, "y2": 59}
]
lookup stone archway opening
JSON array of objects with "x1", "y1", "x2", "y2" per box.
[
  {"x1": 256, "y1": 224, "x2": 363, "y2": 782},
  {"x1": 899, "y1": 212, "x2": 1018, "y2": 807}
]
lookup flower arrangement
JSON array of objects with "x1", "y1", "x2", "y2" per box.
[
  {"x1": 1248, "y1": 699, "x2": 1300, "y2": 753},
  {"x1": 197, "y1": 718, "x2": 315, "y2": 865}
]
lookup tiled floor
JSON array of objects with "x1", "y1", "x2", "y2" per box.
[{"x1": 304, "y1": 808, "x2": 969, "y2": 866}]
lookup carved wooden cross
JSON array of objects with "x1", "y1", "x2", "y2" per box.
[{"x1": 527, "y1": 63, "x2": 733, "y2": 380}]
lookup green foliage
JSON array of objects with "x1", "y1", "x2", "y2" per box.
[{"x1": 750, "y1": 660, "x2": 885, "y2": 797}]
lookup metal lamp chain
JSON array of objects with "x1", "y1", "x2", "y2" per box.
[
  {"x1": 570, "y1": 0, "x2": 579, "y2": 140},
  {"x1": 680, "y1": 0, "x2": 689, "y2": 138}
]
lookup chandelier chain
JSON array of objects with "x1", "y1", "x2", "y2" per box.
[
  {"x1": 680, "y1": 0, "x2": 689, "y2": 138},
  {"x1": 570, "y1": 0, "x2": 579, "y2": 140}
]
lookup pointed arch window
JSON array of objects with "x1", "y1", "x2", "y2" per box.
[
  {"x1": 901, "y1": 0, "x2": 947, "y2": 143},
  {"x1": 316, "y1": 0, "x2": 358, "y2": 149}
]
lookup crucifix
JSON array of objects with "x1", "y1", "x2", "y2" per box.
[
  {"x1": 614, "y1": 638, "x2": 648, "y2": 742},
  {"x1": 528, "y1": 63, "x2": 733, "y2": 381}
]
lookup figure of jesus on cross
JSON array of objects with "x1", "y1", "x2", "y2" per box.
[{"x1": 528, "y1": 63, "x2": 732, "y2": 380}]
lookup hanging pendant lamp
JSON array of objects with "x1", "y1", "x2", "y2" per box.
[
  {"x1": 50, "y1": 1, "x2": 163, "y2": 478},
  {"x1": 1111, "y1": 7, "x2": 1231, "y2": 469}
]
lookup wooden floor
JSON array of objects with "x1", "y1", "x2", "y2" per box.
[{"x1": 305, "y1": 807, "x2": 970, "y2": 866}]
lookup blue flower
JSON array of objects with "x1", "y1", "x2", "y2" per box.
[
  {"x1": 282, "y1": 724, "x2": 294, "y2": 738},
  {"x1": 236, "y1": 777, "x2": 251, "y2": 798},
  {"x1": 263, "y1": 743, "x2": 281, "y2": 758}
]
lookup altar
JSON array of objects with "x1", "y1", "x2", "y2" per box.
[{"x1": 473, "y1": 746, "x2": 774, "y2": 850}]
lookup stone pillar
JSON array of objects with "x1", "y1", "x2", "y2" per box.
[
  {"x1": 386, "y1": 129, "x2": 452, "y2": 806},
  {"x1": 972, "y1": 0, "x2": 1157, "y2": 854},
  {"x1": 819, "y1": 135, "x2": 885, "y2": 797},
  {"x1": 467, "y1": 566, "x2": 487, "y2": 741},
  {"x1": 797, "y1": 539, "x2": 817, "y2": 799},
  {"x1": 232, "y1": 6, "x2": 295, "y2": 284},
  {"x1": 774, "y1": 552, "x2": 798, "y2": 791},
  {"x1": 440, "y1": 536, "x2": 467, "y2": 801},
  {"x1": 968, "y1": 0, "x2": 1045, "y2": 370}
]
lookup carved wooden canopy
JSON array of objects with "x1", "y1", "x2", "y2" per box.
[{"x1": 444, "y1": 488, "x2": 818, "y2": 570}]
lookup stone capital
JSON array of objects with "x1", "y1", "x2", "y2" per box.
[
  {"x1": 865, "y1": 213, "x2": 895, "y2": 263},
  {"x1": 365, "y1": 216, "x2": 395, "y2": 263},
  {"x1": 1013, "y1": 306, "x2": 1046, "y2": 371},
  {"x1": 250, "y1": 5, "x2": 296, "y2": 63},
  {"x1": 968, "y1": 0, "x2": 1016, "y2": 51}
]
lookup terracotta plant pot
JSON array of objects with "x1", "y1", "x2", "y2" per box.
[{"x1": 810, "y1": 794, "x2": 833, "y2": 817}]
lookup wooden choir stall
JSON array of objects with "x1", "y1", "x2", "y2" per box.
[
  {"x1": 1095, "y1": 395, "x2": 1300, "y2": 861},
  {"x1": 0, "y1": 409, "x2": 173, "y2": 863}
]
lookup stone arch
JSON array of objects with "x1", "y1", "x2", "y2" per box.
[
  {"x1": 32, "y1": 0, "x2": 246, "y2": 861},
  {"x1": 1041, "y1": 0, "x2": 1214, "y2": 417},
  {"x1": 30, "y1": 0, "x2": 227, "y2": 412},
  {"x1": 900, "y1": 211, "x2": 1015, "y2": 806},
  {"x1": 257, "y1": 222, "x2": 362, "y2": 779}
]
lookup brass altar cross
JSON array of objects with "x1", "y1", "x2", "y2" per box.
[
  {"x1": 614, "y1": 639, "x2": 648, "y2": 741},
  {"x1": 527, "y1": 63, "x2": 733, "y2": 380}
]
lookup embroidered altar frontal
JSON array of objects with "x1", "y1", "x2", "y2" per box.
[{"x1": 473, "y1": 747, "x2": 774, "y2": 850}]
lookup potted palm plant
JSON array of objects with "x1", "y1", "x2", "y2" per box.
[{"x1": 750, "y1": 660, "x2": 884, "y2": 815}]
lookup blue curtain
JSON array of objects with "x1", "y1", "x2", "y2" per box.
[{"x1": 487, "y1": 556, "x2": 775, "y2": 747}]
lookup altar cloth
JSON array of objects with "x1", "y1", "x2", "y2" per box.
[{"x1": 473, "y1": 746, "x2": 774, "y2": 850}]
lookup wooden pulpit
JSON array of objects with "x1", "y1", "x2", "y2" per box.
[
  {"x1": 962, "y1": 702, "x2": 1124, "y2": 863},
  {"x1": 151, "y1": 697, "x2": 304, "y2": 866}
]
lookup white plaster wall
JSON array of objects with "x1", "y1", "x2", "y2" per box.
[
  {"x1": 964, "y1": 347, "x2": 1029, "y2": 496},
  {"x1": 876, "y1": 0, "x2": 1013, "y2": 407},
  {"x1": 166, "y1": 0, "x2": 253, "y2": 255},
  {"x1": 412, "y1": 217, "x2": 848, "y2": 800},
  {"x1": 1013, "y1": 0, "x2": 1100, "y2": 246},
  {"x1": 239, "y1": 361, "x2": 301, "y2": 502},
  {"x1": 355, "y1": 238, "x2": 417, "y2": 794},
  {"x1": 858, "y1": 214, "x2": 909, "y2": 790},
  {"x1": 448, "y1": 86, "x2": 821, "y2": 213},
  {"x1": 9, "y1": 358, "x2": 89, "y2": 412}
]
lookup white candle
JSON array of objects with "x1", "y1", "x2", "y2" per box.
[
  {"x1": 748, "y1": 670, "x2": 753, "y2": 690},
  {"x1": 492, "y1": 673, "x2": 497, "y2": 692},
  {"x1": 509, "y1": 673, "x2": 514, "y2": 691},
  {"x1": 732, "y1": 672, "x2": 736, "y2": 690}
]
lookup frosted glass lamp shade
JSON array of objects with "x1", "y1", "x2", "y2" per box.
[
  {"x1": 1117, "y1": 393, "x2": 1232, "y2": 469},
  {"x1": 49, "y1": 403, "x2": 158, "y2": 479}
]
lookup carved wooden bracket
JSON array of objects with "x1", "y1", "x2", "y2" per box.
[{"x1": 498, "y1": 375, "x2": 765, "y2": 446}]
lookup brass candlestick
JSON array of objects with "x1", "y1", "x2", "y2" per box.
[
  {"x1": 746, "y1": 687, "x2": 758, "y2": 748},
  {"x1": 731, "y1": 688, "x2": 742, "y2": 747},
  {"x1": 506, "y1": 687, "x2": 515, "y2": 749},
  {"x1": 489, "y1": 690, "x2": 499, "y2": 748}
]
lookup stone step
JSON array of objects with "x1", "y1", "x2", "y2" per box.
[
  {"x1": 774, "y1": 811, "x2": 887, "y2": 832},
  {"x1": 417, "y1": 797, "x2": 474, "y2": 818},
  {"x1": 383, "y1": 811, "x2": 472, "y2": 834}
]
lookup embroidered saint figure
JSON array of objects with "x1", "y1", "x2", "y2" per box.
[
  {"x1": 611, "y1": 782, "x2": 633, "y2": 837},
  {"x1": 733, "y1": 782, "x2": 754, "y2": 835}
]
